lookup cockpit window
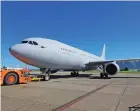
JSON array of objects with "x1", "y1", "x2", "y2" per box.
[
  {"x1": 21, "y1": 40, "x2": 38, "y2": 46},
  {"x1": 29, "y1": 41, "x2": 33, "y2": 45},
  {"x1": 33, "y1": 41, "x2": 38, "y2": 45},
  {"x1": 21, "y1": 41, "x2": 28, "y2": 43}
]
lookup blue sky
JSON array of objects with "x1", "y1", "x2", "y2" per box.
[{"x1": 2, "y1": 1, "x2": 140, "y2": 68}]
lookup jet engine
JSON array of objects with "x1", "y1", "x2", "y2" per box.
[{"x1": 105, "y1": 62, "x2": 120, "y2": 75}]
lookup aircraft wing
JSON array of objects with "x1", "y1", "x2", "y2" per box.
[
  {"x1": 85, "y1": 58, "x2": 140, "y2": 67},
  {"x1": 111, "y1": 58, "x2": 140, "y2": 62}
]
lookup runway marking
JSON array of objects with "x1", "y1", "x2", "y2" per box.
[
  {"x1": 52, "y1": 81, "x2": 114, "y2": 111},
  {"x1": 114, "y1": 80, "x2": 128, "y2": 111}
]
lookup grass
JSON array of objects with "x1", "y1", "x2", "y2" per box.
[{"x1": 120, "y1": 70, "x2": 140, "y2": 74}]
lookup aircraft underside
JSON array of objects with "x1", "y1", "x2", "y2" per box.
[{"x1": 39, "y1": 61, "x2": 120, "y2": 81}]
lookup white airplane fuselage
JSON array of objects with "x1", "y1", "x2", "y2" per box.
[{"x1": 9, "y1": 38, "x2": 104, "y2": 70}]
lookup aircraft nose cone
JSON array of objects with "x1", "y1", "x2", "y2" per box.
[
  {"x1": 9, "y1": 46, "x2": 13, "y2": 54},
  {"x1": 9, "y1": 47, "x2": 11, "y2": 52},
  {"x1": 9, "y1": 44, "x2": 27, "y2": 63},
  {"x1": 9, "y1": 44, "x2": 21, "y2": 56},
  {"x1": 9, "y1": 45, "x2": 16, "y2": 54},
  {"x1": 9, "y1": 44, "x2": 36, "y2": 67}
]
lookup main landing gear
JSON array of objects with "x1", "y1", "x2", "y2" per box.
[
  {"x1": 100, "y1": 65, "x2": 108, "y2": 79},
  {"x1": 100, "y1": 73, "x2": 108, "y2": 78},
  {"x1": 71, "y1": 71, "x2": 79, "y2": 77},
  {"x1": 42, "y1": 69, "x2": 51, "y2": 81}
]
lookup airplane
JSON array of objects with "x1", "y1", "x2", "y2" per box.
[{"x1": 9, "y1": 37, "x2": 140, "y2": 81}]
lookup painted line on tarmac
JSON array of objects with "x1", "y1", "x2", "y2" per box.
[
  {"x1": 52, "y1": 81, "x2": 114, "y2": 111},
  {"x1": 114, "y1": 80, "x2": 128, "y2": 111}
]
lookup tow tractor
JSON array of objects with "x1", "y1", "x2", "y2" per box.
[{"x1": 0, "y1": 68, "x2": 31, "y2": 85}]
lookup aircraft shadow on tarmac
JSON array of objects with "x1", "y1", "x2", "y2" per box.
[
  {"x1": 129, "y1": 104, "x2": 140, "y2": 111},
  {"x1": 50, "y1": 74, "x2": 92, "y2": 79},
  {"x1": 86, "y1": 75, "x2": 140, "y2": 79},
  {"x1": 90, "y1": 76, "x2": 140, "y2": 79},
  {"x1": 50, "y1": 74, "x2": 140, "y2": 80}
]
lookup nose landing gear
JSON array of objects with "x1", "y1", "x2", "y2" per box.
[
  {"x1": 70, "y1": 71, "x2": 79, "y2": 77},
  {"x1": 42, "y1": 69, "x2": 51, "y2": 81}
]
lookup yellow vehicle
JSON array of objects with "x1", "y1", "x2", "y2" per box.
[
  {"x1": 31, "y1": 77, "x2": 42, "y2": 81},
  {"x1": 0, "y1": 68, "x2": 31, "y2": 85}
]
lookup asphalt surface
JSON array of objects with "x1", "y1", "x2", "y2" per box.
[{"x1": 1, "y1": 72, "x2": 140, "y2": 111}]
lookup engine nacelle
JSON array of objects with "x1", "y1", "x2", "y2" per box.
[{"x1": 105, "y1": 62, "x2": 120, "y2": 75}]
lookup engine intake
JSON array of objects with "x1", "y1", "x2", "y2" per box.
[{"x1": 105, "y1": 62, "x2": 120, "y2": 75}]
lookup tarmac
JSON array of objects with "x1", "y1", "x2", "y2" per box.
[{"x1": 1, "y1": 72, "x2": 140, "y2": 111}]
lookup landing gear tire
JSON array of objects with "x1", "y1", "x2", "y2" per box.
[
  {"x1": 104, "y1": 73, "x2": 108, "y2": 78},
  {"x1": 42, "y1": 69, "x2": 51, "y2": 81},
  {"x1": 71, "y1": 72, "x2": 76, "y2": 77},
  {"x1": 100, "y1": 65, "x2": 109, "y2": 79},
  {"x1": 76, "y1": 72, "x2": 79, "y2": 76},
  {"x1": 43, "y1": 74, "x2": 50, "y2": 81},
  {"x1": 45, "y1": 74, "x2": 50, "y2": 81},
  {"x1": 71, "y1": 72, "x2": 79, "y2": 77},
  {"x1": 70, "y1": 72, "x2": 74, "y2": 77},
  {"x1": 100, "y1": 73, "x2": 108, "y2": 79},
  {"x1": 100, "y1": 73, "x2": 104, "y2": 78}
]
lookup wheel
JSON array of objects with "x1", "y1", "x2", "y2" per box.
[
  {"x1": 71, "y1": 72, "x2": 79, "y2": 77},
  {"x1": 4, "y1": 73, "x2": 18, "y2": 85},
  {"x1": 42, "y1": 74, "x2": 50, "y2": 81},
  {"x1": 104, "y1": 73, "x2": 108, "y2": 78},
  {"x1": 100, "y1": 73, "x2": 104, "y2": 78},
  {"x1": 45, "y1": 75, "x2": 50, "y2": 81},
  {"x1": 76, "y1": 72, "x2": 79, "y2": 76},
  {"x1": 70, "y1": 72, "x2": 74, "y2": 77}
]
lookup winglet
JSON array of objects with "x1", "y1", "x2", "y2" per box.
[{"x1": 101, "y1": 44, "x2": 106, "y2": 60}]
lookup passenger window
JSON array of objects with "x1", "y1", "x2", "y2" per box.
[
  {"x1": 29, "y1": 41, "x2": 33, "y2": 45},
  {"x1": 21, "y1": 41, "x2": 28, "y2": 43},
  {"x1": 33, "y1": 41, "x2": 38, "y2": 45}
]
